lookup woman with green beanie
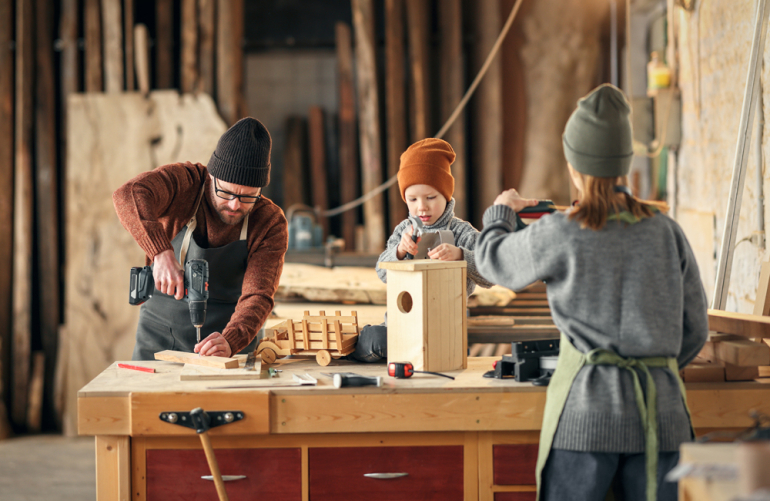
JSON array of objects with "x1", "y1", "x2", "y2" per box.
[{"x1": 475, "y1": 84, "x2": 708, "y2": 501}]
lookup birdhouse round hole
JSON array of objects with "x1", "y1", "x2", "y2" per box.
[{"x1": 397, "y1": 291, "x2": 413, "y2": 313}]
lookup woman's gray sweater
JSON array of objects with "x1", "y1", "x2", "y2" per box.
[
  {"x1": 376, "y1": 199, "x2": 494, "y2": 297},
  {"x1": 476, "y1": 204, "x2": 709, "y2": 453}
]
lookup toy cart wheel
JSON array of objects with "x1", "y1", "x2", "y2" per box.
[
  {"x1": 316, "y1": 350, "x2": 332, "y2": 366},
  {"x1": 260, "y1": 348, "x2": 277, "y2": 364}
]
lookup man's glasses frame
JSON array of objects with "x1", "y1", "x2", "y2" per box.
[{"x1": 213, "y1": 177, "x2": 262, "y2": 204}]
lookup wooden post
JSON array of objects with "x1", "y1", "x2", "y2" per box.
[
  {"x1": 351, "y1": 0, "x2": 385, "y2": 253},
  {"x1": 284, "y1": 116, "x2": 308, "y2": 211},
  {"x1": 439, "y1": 0, "x2": 467, "y2": 219},
  {"x1": 385, "y1": 0, "x2": 409, "y2": 229},
  {"x1": 155, "y1": 0, "x2": 174, "y2": 89},
  {"x1": 406, "y1": 0, "x2": 431, "y2": 142},
  {"x1": 14, "y1": 0, "x2": 34, "y2": 429},
  {"x1": 198, "y1": 0, "x2": 216, "y2": 95},
  {"x1": 472, "y1": 0, "x2": 503, "y2": 223},
  {"x1": 308, "y1": 106, "x2": 329, "y2": 239},
  {"x1": 500, "y1": 0, "x2": 527, "y2": 191},
  {"x1": 217, "y1": 0, "x2": 244, "y2": 124},
  {"x1": 101, "y1": 0, "x2": 123, "y2": 92},
  {"x1": 85, "y1": 0, "x2": 103, "y2": 92},
  {"x1": 0, "y1": 0, "x2": 15, "y2": 436},
  {"x1": 36, "y1": 0, "x2": 60, "y2": 430},
  {"x1": 335, "y1": 22, "x2": 359, "y2": 250},
  {"x1": 124, "y1": 0, "x2": 134, "y2": 90},
  {"x1": 134, "y1": 24, "x2": 150, "y2": 95},
  {"x1": 181, "y1": 0, "x2": 199, "y2": 93}
]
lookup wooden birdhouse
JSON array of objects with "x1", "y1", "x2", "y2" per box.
[{"x1": 378, "y1": 259, "x2": 467, "y2": 372}]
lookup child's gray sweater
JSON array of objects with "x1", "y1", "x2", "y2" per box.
[
  {"x1": 476, "y1": 204, "x2": 709, "y2": 453},
  {"x1": 376, "y1": 199, "x2": 494, "y2": 297}
]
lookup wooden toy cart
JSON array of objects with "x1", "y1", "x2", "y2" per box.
[{"x1": 257, "y1": 310, "x2": 360, "y2": 366}]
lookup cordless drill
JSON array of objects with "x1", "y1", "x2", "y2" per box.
[{"x1": 129, "y1": 259, "x2": 209, "y2": 345}]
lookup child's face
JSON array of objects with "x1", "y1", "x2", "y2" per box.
[{"x1": 404, "y1": 184, "x2": 448, "y2": 226}]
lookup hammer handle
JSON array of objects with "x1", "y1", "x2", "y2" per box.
[{"x1": 198, "y1": 431, "x2": 229, "y2": 501}]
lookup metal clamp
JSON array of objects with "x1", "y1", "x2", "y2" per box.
[{"x1": 159, "y1": 409, "x2": 244, "y2": 432}]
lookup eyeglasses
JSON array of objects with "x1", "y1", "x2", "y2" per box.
[{"x1": 213, "y1": 178, "x2": 262, "y2": 204}]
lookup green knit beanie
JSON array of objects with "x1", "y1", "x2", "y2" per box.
[{"x1": 562, "y1": 84, "x2": 633, "y2": 178}]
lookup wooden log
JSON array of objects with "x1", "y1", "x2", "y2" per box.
[
  {"x1": 134, "y1": 24, "x2": 150, "y2": 95},
  {"x1": 351, "y1": 0, "x2": 386, "y2": 253},
  {"x1": 308, "y1": 106, "x2": 329, "y2": 239},
  {"x1": 101, "y1": 0, "x2": 123, "y2": 92},
  {"x1": 155, "y1": 0, "x2": 174, "y2": 89},
  {"x1": 283, "y1": 116, "x2": 308, "y2": 210},
  {"x1": 439, "y1": 0, "x2": 467, "y2": 219},
  {"x1": 13, "y1": 0, "x2": 34, "y2": 429},
  {"x1": 406, "y1": 0, "x2": 431, "y2": 141},
  {"x1": 754, "y1": 260, "x2": 770, "y2": 315},
  {"x1": 0, "y1": 0, "x2": 13, "y2": 436},
  {"x1": 708, "y1": 309, "x2": 770, "y2": 338},
  {"x1": 472, "y1": 0, "x2": 503, "y2": 221},
  {"x1": 181, "y1": 0, "x2": 198, "y2": 93},
  {"x1": 36, "y1": 0, "x2": 60, "y2": 430},
  {"x1": 335, "y1": 22, "x2": 359, "y2": 250},
  {"x1": 124, "y1": 0, "x2": 134, "y2": 90},
  {"x1": 85, "y1": 0, "x2": 103, "y2": 92},
  {"x1": 714, "y1": 338, "x2": 770, "y2": 367},
  {"x1": 384, "y1": 0, "x2": 409, "y2": 229},
  {"x1": 500, "y1": 0, "x2": 527, "y2": 191},
  {"x1": 217, "y1": 0, "x2": 244, "y2": 124},
  {"x1": 154, "y1": 350, "x2": 239, "y2": 369},
  {"x1": 198, "y1": 0, "x2": 215, "y2": 95}
]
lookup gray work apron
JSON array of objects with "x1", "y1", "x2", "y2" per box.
[{"x1": 132, "y1": 185, "x2": 259, "y2": 361}]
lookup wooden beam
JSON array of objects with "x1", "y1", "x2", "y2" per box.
[
  {"x1": 124, "y1": 0, "x2": 134, "y2": 90},
  {"x1": 0, "y1": 0, "x2": 14, "y2": 436},
  {"x1": 335, "y1": 22, "x2": 359, "y2": 250},
  {"x1": 133, "y1": 24, "x2": 150, "y2": 95},
  {"x1": 155, "y1": 0, "x2": 174, "y2": 89},
  {"x1": 708, "y1": 309, "x2": 770, "y2": 338},
  {"x1": 154, "y1": 350, "x2": 239, "y2": 369},
  {"x1": 439, "y1": 0, "x2": 467, "y2": 219},
  {"x1": 36, "y1": 0, "x2": 61, "y2": 430},
  {"x1": 217, "y1": 0, "x2": 244, "y2": 124},
  {"x1": 101, "y1": 0, "x2": 123, "y2": 92},
  {"x1": 500, "y1": 0, "x2": 527, "y2": 191},
  {"x1": 754, "y1": 260, "x2": 770, "y2": 315},
  {"x1": 85, "y1": 0, "x2": 103, "y2": 92},
  {"x1": 406, "y1": 0, "x2": 431, "y2": 142},
  {"x1": 308, "y1": 106, "x2": 330, "y2": 239},
  {"x1": 181, "y1": 0, "x2": 198, "y2": 93},
  {"x1": 714, "y1": 338, "x2": 770, "y2": 367},
  {"x1": 283, "y1": 116, "x2": 308, "y2": 210},
  {"x1": 351, "y1": 0, "x2": 386, "y2": 253},
  {"x1": 198, "y1": 0, "x2": 215, "y2": 95},
  {"x1": 14, "y1": 0, "x2": 34, "y2": 429},
  {"x1": 385, "y1": 0, "x2": 409, "y2": 229}
]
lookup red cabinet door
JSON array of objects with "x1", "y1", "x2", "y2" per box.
[
  {"x1": 146, "y1": 448, "x2": 301, "y2": 500},
  {"x1": 309, "y1": 446, "x2": 464, "y2": 501},
  {"x1": 493, "y1": 444, "x2": 538, "y2": 485}
]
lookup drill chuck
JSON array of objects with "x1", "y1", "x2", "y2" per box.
[{"x1": 188, "y1": 301, "x2": 207, "y2": 328}]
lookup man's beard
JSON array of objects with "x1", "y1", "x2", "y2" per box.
[{"x1": 214, "y1": 205, "x2": 250, "y2": 225}]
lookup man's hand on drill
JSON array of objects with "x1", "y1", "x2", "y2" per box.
[
  {"x1": 195, "y1": 332, "x2": 232, "y2": 357},
  {"x1": 153, "y1": 249, "x2": 185, "y2": 300}
]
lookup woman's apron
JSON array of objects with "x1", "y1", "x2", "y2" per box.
[
  {"x1": 132, "y1": 184, "x2": 259, "y2": 360},
  {"x1": 535, "y1": 333, "x2": 692, "y2": 501}
]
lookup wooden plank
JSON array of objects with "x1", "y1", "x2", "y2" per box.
[
  {"x1": 13, "y1": 0, "x2": 34, "y2": 429},
  {"x1": 179, "y1": 359, "x2": 267, "y2": 380},
  {"x1": 283, "y1": 116, "x2": 308, "y2": 209},
  {"x1": 59, "y1": 0, "x2": 79, "y2": 178},
  {"x1": 101, "y1": 0, "x2": 123, "y2": 92},
  {"x1": 335, "y1": 22, "x2": 359, "y2": 250},
  {"x1": 181, "y1": 0, "x2": 198, "y2": 93},
  {"x1": 95, "y1": 435, "x2": 131, "y2": 500},
  {"x1": 308, "y1": 106, "x2": 330, "y2": 238},
  {"x1": 198, "y1": 0, "x2": 215, "y2": 94},
  {"x1": 708, "y1": 309, "x2": 770, "y2": 338},
  {"x1": 351, "y1": 0, "x2": 386, "y2": 253},
  {"x1": 35, "y1": 0, "x2": 60, "y2": 429},
  {"x1": 724, "y1": 363, "x2": 759, "y2": 381},
  {"x1": 124, "y1": 0, "x2": 134, "y2": 90},
  {"x1": 216, "y1": 0, "x2": 241, "y2": 124},
  {"x1": 133, "y1": 24, "x2": 149, "y2": 94},
  {"x1": 754, "y1": 260, "x2": 770, "y2": 315},
  {"x1": 384, "y1": 0, "x2": 409, "y2": 230},
  {"x1": 0, "y1": 0, "x2": 14, "y2": 435},
  {"x1": 715, "y1": 338, "x2": 770, "y2": 366},
  {"x1": 155, "y1": 0, "x2": 174, "y2": 89},
  {"x1": 439, "y1": 0, "x2": 467, "y2": 219},
  {"x1": 154, "y1": 350, "x2": 239, "y2": 369},
  {"x1": 680, "y1": 362, "x2": 725, "y2": 383},
  {"x1": 379, "y1": 259, "x2": 467, "y2": 271},
  {"x1": 500, "y1": 0, "x2": 527, "y2": 191},
  {"x1": 406, "y1": 0, "x2": 431, "y2": 141},
  {"x1": 85, "y1": 0, "x2": 103, "y2": 92}
]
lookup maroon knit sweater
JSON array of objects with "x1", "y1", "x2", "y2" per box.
[{"x1": 113, "y1": 162, "x2": 288, "y2": 353}]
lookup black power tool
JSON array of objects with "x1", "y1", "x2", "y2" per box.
[{"x1": 129, "y1": 259, "x2": 209, "y2": 344}]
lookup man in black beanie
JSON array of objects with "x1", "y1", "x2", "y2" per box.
[{"x1": 114, "y1": 117, "x2": 289, "y2": 360}]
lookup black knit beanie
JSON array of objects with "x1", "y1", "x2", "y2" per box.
[{"x1": 208, "y1": 117, "x2": 272, "y2": 187}]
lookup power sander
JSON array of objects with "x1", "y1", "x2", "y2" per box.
[{"x1": 129, "y1": 259, "x2": 209, "y2": 345}]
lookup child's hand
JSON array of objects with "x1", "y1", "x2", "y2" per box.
[
  {"x1": 396, "y1": 227, "x2": 420, "y2": 260},
  {"x1": 428, "y1": 243, "x2": 463, "y2": 261},
  {"x1": 493, "y1": 189, "x2": 539, "y2": 213}
]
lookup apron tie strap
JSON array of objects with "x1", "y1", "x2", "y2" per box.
[{"x1": 180, "y1": 183, "x2": 207, "y2": 265}]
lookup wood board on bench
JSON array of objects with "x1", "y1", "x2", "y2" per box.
[{"x1": 179, "y1": 354, "x2": 267, "y2": 381}]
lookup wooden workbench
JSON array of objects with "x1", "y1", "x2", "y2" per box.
[{"x1": 78, "y1": 357, "x2": 770, "y2": 501}]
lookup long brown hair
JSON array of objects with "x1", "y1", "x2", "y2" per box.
[{"x1": 568, "y1": 174, "x2": 658, "y2": 230}]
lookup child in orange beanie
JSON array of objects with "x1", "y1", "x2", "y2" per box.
[{"x1": 352, "y1": 138, "x2": 493, "y2": 362}]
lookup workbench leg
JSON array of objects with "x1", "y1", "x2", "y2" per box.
[{"x1": 95, "y1": 435, "x2": 131, "y2": 501}]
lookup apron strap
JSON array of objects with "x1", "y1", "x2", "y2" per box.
[
  {"x1": 179, "y1": 183, "x2": 207, "y2": 265},
  {"x1": 240, "y1": 213, "x2": 249, "y2": 240}
]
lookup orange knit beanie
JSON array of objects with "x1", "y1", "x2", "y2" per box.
[{"x1": 397, "y1": 138, "x2": 456, "y2": 202}]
